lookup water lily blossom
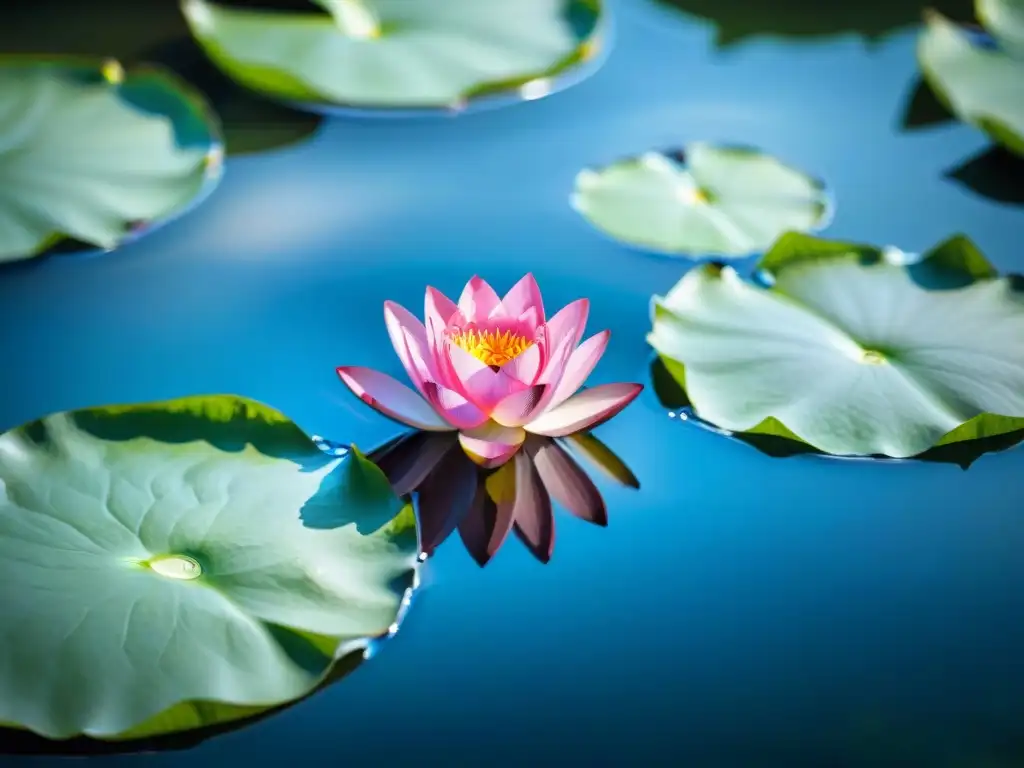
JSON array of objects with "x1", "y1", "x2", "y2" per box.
[{"x1": 337, "y1": 274, "x2": 643, "y2": 468}]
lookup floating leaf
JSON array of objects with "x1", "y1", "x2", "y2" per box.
[
  {"x1": 0, "y1": 57, "x2": 222, "y2": 264},
  {"x1": 0, "y1": 395, "x2": 418, "y2": 740},
  {"x1": 300, "y1": 445, "x2": 409, "y2": 534},
  {"x1": 655, "y1": 0, "x2": 974, "y2": 46},
  {"x1": 0, "y1": 1, "x2": 324, "y2": 158},
  {"x1": 917, "y1": 9, "x2": 1024, "y2": 156},
  {"x1": 647, "y1": 233, "x2": 1024, "y2": 459},
  {"x1": 976, "y1": 0, "x2": 1024, "y2": 58},
  {"x1": 182, "y1": 0, "x2": 604, "y2": 112},
  {"x1": 571, "y1": 144, "x2": 831, "y2": 259}
]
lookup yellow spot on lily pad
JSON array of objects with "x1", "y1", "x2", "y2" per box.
[{"x1": 145, "y1": 554, "x2": 203, "y2": 580}]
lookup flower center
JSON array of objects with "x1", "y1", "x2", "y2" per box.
[{"x1": 450, "y1": 328, "x2": 534, "y2": 368}]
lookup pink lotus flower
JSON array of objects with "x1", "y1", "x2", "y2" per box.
[{"x1": 337, "y1": 274, "x2": 643, "y2": 468}]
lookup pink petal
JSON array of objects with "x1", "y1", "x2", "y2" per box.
[
  {"x1": 502, "y1": 343, "x2": 542, "y2": 386},
  {"x1": 445, "y1": 342, "x2": 524, "y2": 412},
  {"x1": 458, "y1": 421, "x2": 526, "y2": 468},
  {"x1": 525, "y1": 383, "x2": 644, "y2": 437},
  {"x1": 424, "y1": 286, "x2": 458, "y2": 362},
  {"x1": 337, "y1": 367, "x2": 454, "y2": 432},
  {"x1": 384, "y1": 301, "x2": 435, "y2": 393},
  {"x1": 517, "y1": 331, "x2": 578, "y2": 422},
  {"x1": 491, "y1": 385, "x2": 547, "y2": 427},
  {"x1": 500, "y1": 273, "x2": 545, "y2": 322},
  {"x1": 517, "y1": 307, "x2": 543, "y2": 335},
  {"x1": 457, "y1": 276, "x2": 502, "y2": 324},
  {"x1": 509, "y1": 451, "x2": 555, "y2": 563},
  {"x1": 542, "y1": 298, "x2": 589, "y2": 352},
  {"x1": 422, "y1": 381, "x2": 489, "y2": 430},
  {"x1": 547, "y1": 330, "x2": 610, "y2": 410},
  {"x1": 528, "y1": 438, "x2": 607, "y2": 526}
]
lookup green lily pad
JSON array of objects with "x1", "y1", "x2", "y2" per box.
[
  {"x1": 917, "y1": 6, "x2": 1024, "y2": 156},
  {"x1": 0, "y1": 395, "x2": 418, "y2": 740},
  {"x1": 977, "y1": 0, "x2": 1024, "y2": 58},
  {"x1": 647, "y1": 232, "x2": 1024, "y2": 459},
  {"x1": 181, "y1": 0, "x2": 605, "y2": 112},
  {"x1": 571, "y1": 144, "x2": 831, "y2": 259},
  {"x1": 0, "y1": 56, "x2": 222, "y2": 264},
  {"x1": 0, "y1": 0, "x2": 325, "y2": 158}
]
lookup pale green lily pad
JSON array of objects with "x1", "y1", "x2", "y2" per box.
[
  {"x1": 571, "y1": 144, "x2": 831, "y2": 259},
  {"x1": 647, "y1": 233, "x2": 1024, "y2": 459},
  {"x1": 977, "y1": 0, "x2": 1024, "y2": 58},
  {"x1": 0, "y1": 395, "x2": 418, "y2": 740},
  {"x1": 0, "y1": 57, "x2": 222, "y2": 264},
  {"x1": 917, "y1": 7, "x2": 1024, "y2": 156},
  {"x1": 182, "y1": 0, "x2": 604, "y2": 112}
]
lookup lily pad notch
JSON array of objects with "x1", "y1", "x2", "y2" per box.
[
  {"x1": 571, "y1": 143, "x2": 833, "y2": 259},
  {"x1": 181, "y1": 0, "x2": 608, "y2": 115},
  {"x1": 0, "y1": 394, "x2": 418, "y2": 741},
  {"x1": 0, "y1": 55, "x2": 223, "y2": 265},
  {"x1": 647, "y1": 231, "x2": 1024, "y2": 460}
]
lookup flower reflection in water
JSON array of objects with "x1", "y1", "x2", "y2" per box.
[{"x1": 368, "y1": 429, "x2": 639, "y2": 566}]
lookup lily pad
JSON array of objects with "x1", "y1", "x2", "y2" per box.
[
  {"x1": 181, "y1": 0, "x2": 605, "y2": 113},
  {"x1": 0, "y1": 56, "x2": 222, "y2": 265},
  {"x1": 0, "y1": 0, "x2": 325, "y2": 158},
  {"x1": 0, "y1": 395, "x2": 418, "y2": 740},
  {"x1": 917, "y1": 6, "x2": 1024, "y2": 156},
  {"x1": 647, "y1": 232, "x2": 1024, "y2": 459},
  {"x1": 571, "y1": 144, "x2": 831, "y2": 259}
]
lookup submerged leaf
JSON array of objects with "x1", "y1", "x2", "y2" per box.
[{"x1": 656, "y1": 0, "x2": 974, "y2": 46}]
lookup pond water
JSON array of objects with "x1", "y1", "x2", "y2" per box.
[{"x1": 3, "y1": 0, "x2": 1024, "y2": 765}]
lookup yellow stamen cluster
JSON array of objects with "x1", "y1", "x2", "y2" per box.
[{"x1": 450, "y1": 328, "x2": 533, "y2": 368}]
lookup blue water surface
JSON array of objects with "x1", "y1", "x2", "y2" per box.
[{"x1": 3, "y1": 0, "x2": 1023, "y2": 765}]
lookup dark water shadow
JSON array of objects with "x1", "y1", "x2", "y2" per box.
[
  {"x1": 945, "y1": 146, "x2": 1024, "y2": 206},
  {"x1": 0, "y1": 649, "x2": 363, "y2": 756},
  {"x1": 899, "y1": 76, "x2": 956, "y2": 131},
  {"x1": 368, "y1": 428, "x2": 640, "y2": 566},
  {"x1": 655, "y1": 0, "x2": 974, "y2": 47},
  {"x1": 0, "y1": 0, "x2": 324, "y2": 157},
  {"x1": 650, "y1": 357, "x2": 1024, "y2": 469}
]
